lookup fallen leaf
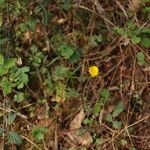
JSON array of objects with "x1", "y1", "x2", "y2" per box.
[
  {"x1": 131, "y1": 0, "x2": 140, "y2": 11},
  {"x1": 67, "y1": 131, "x2": 93, "y2": 146},
  {"x1": 69, "y1": 109, "x2": 85, "y2": 130}
]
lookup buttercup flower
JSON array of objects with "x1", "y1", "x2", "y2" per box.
[{"x1": 88, "y1": 66, "x2": 99, "y2": 77}]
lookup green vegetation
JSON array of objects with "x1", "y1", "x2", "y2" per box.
[{"x1": 0, "y1": 0, "x2": 149, "y2": 149}]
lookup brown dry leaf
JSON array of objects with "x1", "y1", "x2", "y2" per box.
[
  {"x1": 16, "y1": 57, "x2": 22, "y2": 66},
  {"x1": 69, "y1": 109, "x2": 85, "y2": 130},
  {"x1": 75, "y1": 132, "x2": 93, "y2": 146},
  {"x1": 67, "y1": 131, "x2": 93, "y2": 146},
  {"x1": 35, "y1": 104, "x2": 49, "y2": 120},
  {"x1": 131, "y1": 0, "x2": 140, "y2": 11}
]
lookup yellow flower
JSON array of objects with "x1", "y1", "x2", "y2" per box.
[{"x1": 88, "y1": 66, "x2": 99, "y2": 77}]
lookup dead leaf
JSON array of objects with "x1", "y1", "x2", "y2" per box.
[
  {"x1": 75, "y1": 132, "x2": 93, "y2": 146},
  {"x1": 16, "y1": 57, "x2": 22, "y2": 66},
  {"x1": 69, "y1": 109, "x2": 85, "y2": 130},
  {"x1": 35, "y1": 104, "x2": 49, "y2": 119},
  {"x1": 67, "y1": 131, "x2": 93, "y2": 146},
  {"x1": 130, "y1": 0, "x2": 140, "y2": 11}
]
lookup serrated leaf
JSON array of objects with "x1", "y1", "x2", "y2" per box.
[
  {"x1": 100, "y1": 88, "x2": 110, "y2": 103},
  {"x1": 112, "y1": 120, "x2": 122, "y2": 129},
  {"x1": 32, "y1": 126, "x2": 48, "y2": 142},
  {"x1": 106, "y1": 114, "x2": 113, "y2": 122},
  {"x1": 69, "y1": 50, "x2": 80, "y2": 63},
  {"x1": 58, "y1": 42, "x2": 74, "y2": 59},
  {"x1": 7, "y1": 132, "x2": 22, "y2": 144},
  {"x1": 10, "y1": 67, "x2": 30, "y2": 89},
  {"x1": 90, "y1": 35, "x2": 102, "y2": 47},
  {"x1": 7, "y1": 112, "x2": 17, "y2": 125},
  {"x1": 112, "y1": 101, "x2": 124, "y2": 117},
  {"x1": 93, "y1": 102, "x2": 102, "y2": 116}
]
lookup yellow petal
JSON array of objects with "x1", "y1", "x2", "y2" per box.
[{"x1": 88, "y1": 66, "x2": 99, "y2": 77}]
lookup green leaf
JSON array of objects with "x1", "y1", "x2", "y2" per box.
[
  {"x1": 140, "y1": 37, "x2": 150, "y2": 48},
  {"x1": 32, "y1": 126, "x2": 48, "y2": 142},
  {"x1": 112, "y1": 101, "x2": 124, "y2": 117},
  {"x1": 0, "y1": 77, "x2": 12, "y2": 96},
  {"x1": 106, "y1": 114, "x2": 113, "y2": 122},
  {"x1": 10, "y1": 67, "x2": 30, "y2": 89},
  {"x1": 52, "y1": 65, "x2": 70, "y2": 81},
  {"x1": 143, "y1": 7, "x2": 150, "y2": 12},
  {"x1": 7, "y1": 132, "x2": 22, "y2": 144},
  {"x1": 120, "y1": 139, "x2": 127, "y2": 145},
  {"x1": 95, "y1": 138, "x2": 103, "y2": 145},
  {"x1": 131, "y1": 36, "x2": 141, "y2": 44},
  {"x1": 7, "y1": 112, "x2": 17, "y2": 125},
  {"x1": 90, "y1": 35, "x2": 102, "y2": 47},
  {"x1": 0, "y1": 127, "x2": 5, "y2": 135},
  {"x1": 66, "y1": 87, "x2": 79, "y2": 98},
  {"x1": 60, "y1": 0, "x2": 71, "y2": 11},
  {"x1": 0, "y1": 66, "x2": 8, "y2": 76},
  {"x1": 93, "y1": 102, "x2": 102, "y2": 116},
  {"x1": 112, "y1": 120, "x2": 122, "y2": 129},
  {"x1": 83, "y1": 118, "x2": 93, "y2": 125},
  {"x1": 14, "y1": 92, "x2": 25, "y2": 103},
  {"x1": 127, "y1": 21, "x2": 135, "y2": 30},
  {"x1": 0, "y1": 53, "x2": 4, "y2": 65},
  {"x1": 4, "y1": 58, "x2": 16, "y2": 69},
  {"x1": 129, "y1": 147, "x2": 137, "y2": 150},
  {"x1": 136, "y1": 52, "x2": 145, "y2": 66},
  {"x1": 55, "y1": 82, "x2": 66, "y2": 98},
  {"x1": 114, "y1": 27, "x2": 127, "y2": 36},
  {"x1": 100, "y1": 88, "x2": 110, "y2": 103},
  {"x1": 57, "y1": 42, "x2": 74, "y2": 59},
  {"x1": 69, "y1": 50, "x2": 80, "y2": 63}
]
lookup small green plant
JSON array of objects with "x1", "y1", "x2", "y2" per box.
[
  {"x1": 14, "y1": 92, "x2": 25, "y2": 103},
  {"x1": 106, "y1": 101, "x2": 124, "y2": 129},
  {"x1": 120, "y1": 139, "x2": 128, "y2": 146},
  {"x1": 7, "y1": 131, "x2": 22, "y2": 144},
  {"x1": 32, "y1": 126, "x2": 48, "y2": 142},
  {"x1": 83, "y1": 117, "x2": 93, "y2": 126},
  {"x1": 0, "y1": 53, "x2": 29, "y2": 96},
  {"x1": 7, "y1": 112, "x2": 17, "y2": 125},
  {"x1": 57, "y1": 42, "x2": 74, "y2": 59},
  {"x1": 29, "y1": 45, "x2": 44, "y2": 67},
  {"x1": 18, "y1": 18, "x2": 38, "y2": 32},
  {"x1": 114, "y1": 21, "x2": 140, "y2": 44},
  {"x1": 84, "y1": 88, "x2": 110, "y2": 126},
  {"x1": 0, "y1": 127, "x2": 22, "y2": 145},
  {"x1": 59, "y1": 0, "x2": 72, "y2": 11},
  {"x1": 89, "y1": 34, "x2": 102, "y2": 47}
]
